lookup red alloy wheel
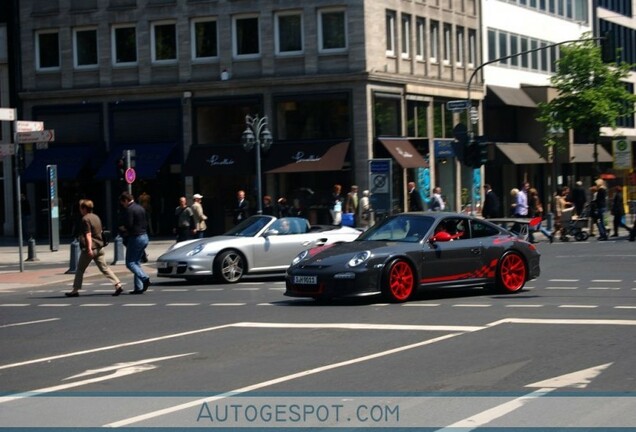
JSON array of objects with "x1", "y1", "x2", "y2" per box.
[
  {"x1": 498, "y1": 252, "x2": 527, "y2": 293},
  {"x1": 386, "y1": 260, "x2": 415, "y2": 302}
]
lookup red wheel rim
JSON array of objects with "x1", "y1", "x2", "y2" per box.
[
  {"x1": 389, "y1": 261, "x2": 414, "y2": 301},
  {"x1": 499, "y1": 253, "x2": 526, "y2": 292}
]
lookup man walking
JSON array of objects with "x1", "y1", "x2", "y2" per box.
[
  {"x1": 119, "y1": 191, "x2": 151, "y2": 295},
  {"x1": 191, "y1": 193, "x2": 208, "y2": 239},
  {"x1": 234, "y1": 190, "x2": 250, "y2": 224},
  {"x1": 515, "y1": 182, "x2": 529, "y2": 217},
  {"x1": 429, "y1": 186, "x2": 446, "y2": 211},
  {"x1": 174, "y1": 196, "x2": 195, "y2": 242},
  {"x1": 481, "y1": 184, "x2": 500, "y2": 218},
  {"x1": 407, "y1": 181, "x2": 424, "y2": 211}
]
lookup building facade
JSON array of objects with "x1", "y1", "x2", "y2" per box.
[{"x1": 4, "y1": 0, "x2": 485, "y2": 237}]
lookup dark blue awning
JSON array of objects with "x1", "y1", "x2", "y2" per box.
[
  {"x1": 95, "y1": 143, "x2": 177, "y2": 180},
  {"x1": 22, "y1": 145, "x2": 95, "y2": 182}
]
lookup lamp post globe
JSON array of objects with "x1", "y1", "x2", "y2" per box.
[{"x1": 242, "y1": 114, "x2": 273, "y2": 215}]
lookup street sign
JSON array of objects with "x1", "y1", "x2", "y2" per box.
[
  {"x1": 125, "y1": 167, "x2": 136, "y2": 184},
  {"x1": 446, "y1": 100, "x2": 471, "y2": 111},
  {"x1": 15, "y1": 129, "x2": 55, "y2": 144},
  {"x1": 0, "y1": 143, "x2": 15, "y2": 157},
  {"x1": 16, "y1": 120, "x2": 44, "y2": 132},
  {"x1": 0, "y1": 108, "x2": 16, "y2": 121}
]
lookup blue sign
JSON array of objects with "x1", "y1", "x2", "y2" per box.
[{"x1": 434, "y1": 139, "x2": 456, "y2": 158}]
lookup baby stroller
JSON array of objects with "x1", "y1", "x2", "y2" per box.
[{"x1": 559, "y1": 206, "x2": 590, "y2": 241}]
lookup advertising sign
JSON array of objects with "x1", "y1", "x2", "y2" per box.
[{"x1": 369, "y1": 159, "x2": 392, "y2": 218}]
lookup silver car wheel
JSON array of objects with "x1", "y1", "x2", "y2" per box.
[{"x1": 216, "y1": 250, "x2": 244, "y2": 283}]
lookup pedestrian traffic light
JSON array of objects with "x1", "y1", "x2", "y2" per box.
[
  {"x1": 116, "y1": 157, "x2": 126, "y2": 188},
  {"x1": 477, "y1": 137, "x2": 489, "y2": 165}
]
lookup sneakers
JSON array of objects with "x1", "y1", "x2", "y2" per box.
[{"x1": 142, "y1": 278, "x2": 151, "y2": 292}]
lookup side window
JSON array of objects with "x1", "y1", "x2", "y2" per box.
[
  {"x1": 471, "y1": 220, "x2": 500, "y2": 238},
  {"x1": 434, "y1": 218, "x2": 466, "y2": 240}
]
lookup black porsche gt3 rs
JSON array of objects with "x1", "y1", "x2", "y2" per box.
[{"x1": 285, "y1": 212, "x2": 541, "y2": 303}]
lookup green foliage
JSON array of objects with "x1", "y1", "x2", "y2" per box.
[{"x1": 538, "y1": 34, "x2": 636, "y2": 146}]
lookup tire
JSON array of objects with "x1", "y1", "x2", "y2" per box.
[
  {"x1": 581, "y1": 232, "x2": 590, "y2": 241},
  {"x1": 214, "y1": 250, "x2": 245, "y2": 283},
  {"x1": 382, "y1": 259, "x2": 416, "y2": 302},
  {"x1": 496, "y1": 252, "x2": 527, "y2": 293},
  {"x1": 574, "y1": 231, "x2": 585, "y2": 241}
]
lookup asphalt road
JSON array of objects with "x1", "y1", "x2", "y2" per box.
[{"x1": 1, "y1": 238, "x2": 635, "y2": 429}]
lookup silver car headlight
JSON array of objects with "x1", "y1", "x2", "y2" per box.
[
  {"x1": 347, "y1": 251, "x2": 371, "y2": 267},
  {"x1": 186, "y1": 244, "x2": 204, "y2": 257},
  {"x1": 291, "y1": 250, "x2": 309, "y2": 266}
]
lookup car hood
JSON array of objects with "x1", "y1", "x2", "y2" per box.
[
  {"x1": 157, "y1": 236, "x2": 247, "y2": 260},
  {"x1": 304, "y1": 240, "x2": 407, "y2": 263}
]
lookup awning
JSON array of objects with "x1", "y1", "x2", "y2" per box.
[
  {"x1": 378, "y1": 139, "x2": 428, "y2": 168},
  {"x1": 496, "y1": 143, "x2": 546, "y2": 164},
  {"x1": 488, "y1": 85, "x2": 537, "y2": 108},
  {"x1": 184, "y1": 145, "x2": 252, "y2": 176},
  {"x1": 265, "y1": 141, "x2": 350, "y2": 173},
  {"x1": 570, "y1": 143, "x2": 613, "y2": 163},
  {"x1": 95, "y1": 143, "x2": 176, "y2": 180},
  {"x1": 22, "y1": 145, "x2": 95, "y2": 181}
]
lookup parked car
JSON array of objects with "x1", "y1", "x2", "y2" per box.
[
  {"x1": 285, "y1": 212, "x2": 541, "y2": 303},
  {"x1": 156, "y1": 215, "x2": 361, "y2": 283}
]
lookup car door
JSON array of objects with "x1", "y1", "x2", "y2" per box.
[{"x1": 419, "y1": 217, "x2": 486, "y2": 284}]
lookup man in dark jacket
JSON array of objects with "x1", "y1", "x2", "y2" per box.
[
  {"x1": 407, "y1": 182, "x2": 424, "y2": 211},
  {"x1": 481, "y1": 184, "x2": 500, "y2": 219},
  {"x1": 119, "y1": 191, "x2": 151, "y2": 294}
]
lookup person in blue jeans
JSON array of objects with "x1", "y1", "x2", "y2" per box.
[
  {"x1": 593, "y1": 179, "x2": 608, "y2": 241},
  {"x1": 118, "y1": 191, "x2": 151, "y2": 294}
]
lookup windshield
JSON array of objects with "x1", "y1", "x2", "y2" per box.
[
  {"x1": 224, "y1": 216, "x2": 273, "y2": 237},
  {"x1": 358, "y1": 214, "x2": 435, "y2": 243}
]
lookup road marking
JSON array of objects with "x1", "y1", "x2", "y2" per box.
[
  {"x1": 0, "y1": 304, "x2": 29, "y2": 307},
  {"x1": 438, "y1": 363, "x2": 613, "y2": 431},
  {"x1": 0, "y1": 353, "x2": 196, "y2": 404},
  {"x1": 545, "y1": 286, "x2": 578, "y2": 290},
  {"x1": 235, "y1": 287, "x2": 259, "y2": 291},
  {"x1": 163, "y1": 288, "x2": 189, "y2": 292},
  {"x1": 549, "y1": 279, "x2": 579, "y2": 282},
  {"x1": 505, "y1": 304, "x2": 543, "y2": 308},
  {"x1": 588, "y1": 287, "x2": 620, "y2": 290},
  {"x1": 615, "y1": 306, "x2": 636, "y2": 309},
  {"x1": 166, "y1": 303, "x2": 200, "y2": 306},
  {"x1": 452, "y1": 304, "x2": 491, "y2": 308},
  {"x1": 257, "y1": 303, "x2": 274, "y2": 306},
  {"x1": 403, "y1": 303, "x2": 441, "y2": 307},
  {"x1": 0, "y1": 318, "x2": 59, "y2": 329},
  {"x1": 268, "y1": 287, "x2": 285, "y2": 291},
  {"x1": 210, "y1": 303, "x2": 246, "y2": 306},
  {"x1": 591, "y1": 279, "x2": 621, "y2": 283},
  {"x1": 105, "y1": 332, "x2": 464, "y2": 428},
  {"x1": 38, "y1": 304, "x2": 71, "y2": 307},
  {"x1": 122, "y1": 304, "x2": 156, "y2": 307},
  {"x1": 79, "y1": 304, "x2": 112, "y2": 307},
  {"x1": 490, "y1": 318, "x2": 636, "y2": 326},
  {"x1": 195, "y1": 288, "x2": 223, "y2": 291},
  {"x1": 558, "y1": 305, "x2": 598, "y2": 309},
  {"x1": 232, "y1": 322, "x2": 485, "y2": 332}
]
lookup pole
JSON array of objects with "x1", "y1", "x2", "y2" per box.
[
  {"x1": 15, "y1": 141, "x2": 24, "y2": 272},
  {"x1": 125, "y1": 149, "x2": 132, "y2": 195},
  {"x1": 255, "y1": 134, "x2": 263, "y2": 215}
]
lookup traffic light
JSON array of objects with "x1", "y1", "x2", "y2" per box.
[
  {"x1": 463, "y1": 139, "x2": 480, "y2": 168},
  {"x1": 477, "y1": 137, "x2": 489, "y2": 165},
  {"x1": 117, "y1": 157, "x2": 126, "y2": 189}
]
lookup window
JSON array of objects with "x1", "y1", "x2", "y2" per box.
[
  {"x1": 276, "y1": 11, "x2": 303, "y2": 54},
  {"x1": 374, "y1": 95, "x2": 401, "y2": 137},
  {"x1": 151, "y1": 21, "x2": 177, "y2": 63},
  {"x1": 443, "y1": 24, "x2": 452, "y2": 64},
  {"x1": 456, "y1": 26, "x2": 464, "y2": 66},
  {"x1": 487, "y1": 29, "x2": 496, "y2": 62},
  {"x1": 233, "y1": 15, "x2": 260, "y2": 57},
  {"x1": 112, "y1": 24, "x2": 137, "y2": 65},
  {"x1": 318, "y1": 8, "x2": 347, "y2": 52},
  {"x1": 36, "y1": 30, "x2": 60, "y2": 70},
  {"x1": 468, "y1": 29, "x2": 476, "y2": 66},
  {"x1": 530, "y1": 39, "x2": 538, "y2": 69},
  {"x1": 275, "y1": 94, "x2": 350, "y2": 140},
  {"x1": 401, "y1": 14, "x2": 411, "y2": 59},
  {"x1": 498, "y1": 31, "x2": 508, "y2": 65},
  {"x1": 430, "y1": 20, "x2": 439, "y2": 62},
  {"x1": 520, "y1": 37, "x2": 529, "y2": 67},
  {"x1": 73, "y1": 27, "x2": 97, "y2": 68},
  {"x1": 386, "y1": 11, "x2": 396, "y2": 56},
  {"x1": 191, "y1": 18, "x2": 218, "y2": 60},
  {"x1": 510, "y1": 34, "x2": 519, "y2": 66},
  {"x1": 416, "y1": 18, "x2": 425, "y2": 60}
]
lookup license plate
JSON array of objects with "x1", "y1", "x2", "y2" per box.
[
  {"x1": 293, "y1": 275, "x2": 317, "y2": 285},
  {"x1": 156, "y1": 261, "x2": 168, "y2": 269}
]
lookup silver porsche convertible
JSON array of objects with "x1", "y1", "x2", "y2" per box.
[{"x1": 156, "y1": 215, "x2": 362, "y2": 283}]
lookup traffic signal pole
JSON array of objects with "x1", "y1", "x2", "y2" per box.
[{"x1": 465, "y1": 36, "x2": 604, "y2": 215}]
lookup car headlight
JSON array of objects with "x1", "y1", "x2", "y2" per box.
[
  {"x1": 186, "y1": 244, "x2": 204, "y2": 257},
  {"x1": 347, "y1": 251, "x2": 371, "y2": 267},
  {"x1": 291, "y1": 250, "x2": 309, "y2": 266}
]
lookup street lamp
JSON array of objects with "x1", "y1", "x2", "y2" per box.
[
  {"x1": 241, "y1": 114, "x2": 273, "y2": 214},
  {"x1": 548, "y1": 122, "x2": 564, "y2": 228}
]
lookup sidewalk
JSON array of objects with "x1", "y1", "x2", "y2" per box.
[{"x1": 0, "y1": 236, "x2": 175, "y2": 290}]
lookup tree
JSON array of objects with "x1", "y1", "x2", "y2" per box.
[{"x1": 538, "y1": 34, "x2": 636, "y2": 173}]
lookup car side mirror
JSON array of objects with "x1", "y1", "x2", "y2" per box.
[
  {"x1": 264, "y1": 229, "x2": 279, "y2": 237},
  {"x1": 431, "y1": 231, "x2": 452, "y2": 243}
]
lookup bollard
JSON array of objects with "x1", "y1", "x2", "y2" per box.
[
  {"x1": 26, "y1": 237, "x2": 40, "y2": 262},
  {"x1": 111, "y1": 235, "x2": 125, "y2": 265},
  {"x1": 65, "y1": 239, "x2": 80, "y2": 274},
  {"x1": 546, "y1": 212, "x2": 554, "y2": 231}
]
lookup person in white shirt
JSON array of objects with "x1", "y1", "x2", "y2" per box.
[
  {"x1": 430, "y1": 187, "x2": 446, "y2": 211},
  {"x1": 515, "y1": 182, "x2": 529, "y2": 217}
]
